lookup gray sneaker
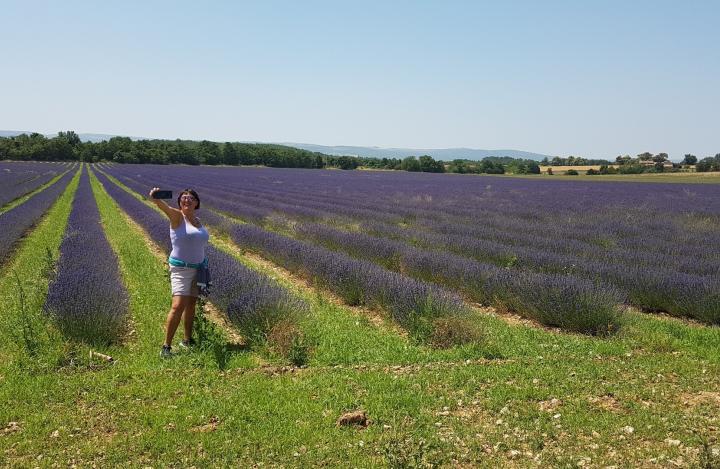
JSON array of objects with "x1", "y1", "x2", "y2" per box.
[
  {"x1": 160, "y1": 345, "x2": 173, "y2": 358},
  {"x1": 178, "y1": 338, "x2": 196, "y2": 349}
]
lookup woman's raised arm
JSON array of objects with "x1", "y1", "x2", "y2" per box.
[{"x1": 149, "y1": 187, "x2": 182, "y2": 226}]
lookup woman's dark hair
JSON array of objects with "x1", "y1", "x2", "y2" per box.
[{"x1": 177, "y1": 189, "x2": 200, "y2": 209}]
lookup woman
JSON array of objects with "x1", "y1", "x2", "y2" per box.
[{"x1": 149, "y1": 187, "x2": 209, "y2": 358}]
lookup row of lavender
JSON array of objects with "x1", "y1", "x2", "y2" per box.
[
  {"x1": 44, "y1": 167, "x2": 130, "y2": 344},
  {"x1": 99, "y1": 164, "x2": 720, "y2": 326},
  {"x1": 98, "y1": 165, "x2": 621, "y2": 334},
  {"x1": 92, "y1": 170, "x2": 308, "y2": 345},
  {"x1": 0, "y1": 165, "x2": 77, "y2": 266},
  {"x1": 0, "y1": 161, "x2": 72, "y2": 208},
  {"x1": 94, "y1": 169, "x2": 485, "y2": 344}
]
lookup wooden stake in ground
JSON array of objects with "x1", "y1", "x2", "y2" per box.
[{"x1": 89, "y1": 350, "x2": 114, "y2": 362}]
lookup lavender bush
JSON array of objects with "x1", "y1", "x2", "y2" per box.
[{"x1": 44, "y1": 167, "x2": 129, "y2": 344}]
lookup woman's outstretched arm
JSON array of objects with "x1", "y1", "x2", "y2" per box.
[{"x1": 149, "y1": 187, "x2": 182, "y2": 227}]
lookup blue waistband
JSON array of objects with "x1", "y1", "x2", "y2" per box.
[{"x1": 168, "y1": 256, "x2": 208, "y2": 269}]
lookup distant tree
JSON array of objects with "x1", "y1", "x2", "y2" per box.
[
  {"x1": 480, "y1": 160, "x2": 505, "y2": 174},
  {"x1": 198, "y1": 140, "x2": 221, "y2": 165},
  {"x1": 696, "y1": 155, "x2": 720, "y2": 172},
  {"x1": 448, "y1": 159, "x2": 467, "y2": 174},
  {"x1": 401, "y1": 156, "x2": 421, "y2": 172},
  {"x1": 418, "y1": 155, "x2": 445, "y2": 173},
  {"x1": 652, "y1": 152, "x2": 669, "y2": 163},
  {"x1": 599, "y1": 164, "x2": 618, "y2": 174},
  {"x1": 221, "y1": 142, "x2": 239, "y2": 165},
  {"x1": 618, "y1": 164, "x2": 645, "y2": 174},
  {"x1": 335, "y1": 156, "x2": 358, "y2": 170},
  {"x1": 615, "y1": 155, "x2": 632, "y2": 165},
  {"x1": 585, "y1": 168, "x2": 598, "y2": 175},
  {"x1": 682, "y1": 154, "x2": 697, "y2": 165},
  {"x1": 546, "y1": 167, "x2": 553, "y2": 175},
  {"x1": 565, "y1": 169, "x2": 579, "y2": 175},
  {"x1": 58, "y1": 130, "x2": 81, "y2": 147},
  {"x1": 637, "y1": 152, "x2": 653, "y2": 161}
]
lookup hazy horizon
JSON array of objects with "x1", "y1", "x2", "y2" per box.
[{"x1": 2, "y1": 0, "x2": 718, "y2": 159}]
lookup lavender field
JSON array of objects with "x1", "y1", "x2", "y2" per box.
[
  {"x1": 100, "y1": 163, "x2": 720, "y2": 331},
  {"x1": 2, "y1": 162, "x2": 720, "y2": 467}
]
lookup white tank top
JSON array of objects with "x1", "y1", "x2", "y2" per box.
[{"x1": 169, "y1": 217, "x2": 209, "y2": 264}]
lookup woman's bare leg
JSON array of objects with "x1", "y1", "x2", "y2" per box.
[
  {"x1": 182, "y1": 296, "x2": 198, "y2": 342},
  {"x1": 164, "y1": 296, "x2": 188, "y2": 346}
]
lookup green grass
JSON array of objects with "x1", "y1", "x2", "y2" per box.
[{"x1": 0, "y1": 167, "x2": 719, "y2": 466}]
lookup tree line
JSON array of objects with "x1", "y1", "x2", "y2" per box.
[
  {"x1": 0, "y1": 131, "x2": 509, "y2": 174},
  {"x1": 6, "y1": 131, "x2": 714, "y2": 175},
  {"x1": 0, "y1": 132, "x2": 330, "y2": 168},
  {"x1": 541, "y1": 156, "x2": 612, "y2": 166}
]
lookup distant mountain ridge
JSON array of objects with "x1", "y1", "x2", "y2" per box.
[
  {"x1": 0, "y1": 130, "x2": 552, "y2": 161},
  {"x1": 281, "y1": 143, "x2": 552, "y2": 161}
]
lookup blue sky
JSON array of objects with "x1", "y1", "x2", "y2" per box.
[{"x1": 1, "y1": 0, "x2": 718, "y2": 158}]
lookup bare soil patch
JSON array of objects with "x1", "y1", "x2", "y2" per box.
[
  {"x1": 680, "y1": 391, "x2": 720, "y2": 408},
  {"x1": 588, "y1": 393, "x2": 624, "y2": 413}
]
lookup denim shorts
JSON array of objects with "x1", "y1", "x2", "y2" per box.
[{"x1": 169, "y1": 265, "x2": 199, "y2": 297}]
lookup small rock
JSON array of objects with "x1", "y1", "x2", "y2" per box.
[
  {"x1": 665, "y1": 438, "x2": 681, "y2": 447},
  {"x1": 50, "y1": 430, "x2": 60, "y2": 438},
  {"x1": 621, "y1": 426, "x2": 634, "y2": 434},
  {"x1": 1, "y1": 421, "x2": 20, "y2": 435},
  {"x1": 336, "y1": 410, "x2": 368, "y2": 428}
]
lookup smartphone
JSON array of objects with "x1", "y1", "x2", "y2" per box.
[{"x1": 151, "y1": 190, "x2": 173, "y2": 200}]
